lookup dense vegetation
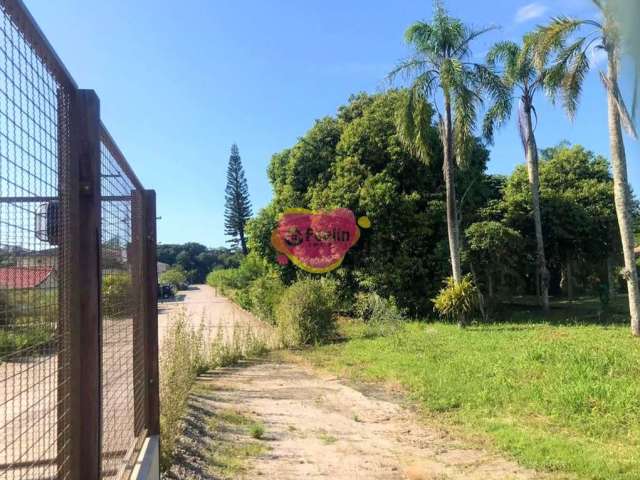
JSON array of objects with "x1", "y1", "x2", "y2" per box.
[
  {"x1": 157, "y1": 242, "x2": 240, "y2": 283},
  {"x1": 220, "y1": 91, "x2": 635, "y2": 323},
  {"x1": 204, "y1": 3, "x2": 640, "y2": 478}
]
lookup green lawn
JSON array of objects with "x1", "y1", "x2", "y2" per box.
[{"x1": 299, "y1": 304, "x2": 640, "y2": 480}]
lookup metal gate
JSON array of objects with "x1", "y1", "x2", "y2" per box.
[{"x1": 0, "y1": 1, "x2": 159, "y2": 478}]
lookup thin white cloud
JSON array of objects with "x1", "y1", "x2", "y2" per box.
[{"x1": 515, "y1": 3, "x2": 549, "y2": 23}]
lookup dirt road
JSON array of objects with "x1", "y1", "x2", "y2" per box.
[
  {"x1": 158, "y1": 285, "x2": 262, "y2": 349},
  {"x1": 166, "y1": 286, "x2": 543, "y2": 480}
]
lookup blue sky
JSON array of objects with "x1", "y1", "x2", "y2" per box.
[{"x1": 25, "y1": 0, "x2": 639, "y2": 247}]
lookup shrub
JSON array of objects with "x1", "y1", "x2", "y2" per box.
[
  {"x1": 0, "y1": 325, "x2": 54, "y2": 359},
  {"x1": 433, "y1": 274, "x2": 479, "y2": 325},
  {"x1": 275, "y1": 278, "x2": 337, "y2": 347},
  {"x1": 206, "y1": 268, "x2": 235, "y2": 294},
  {"x1": 354, "y1": 292, "x2": 404, "y2": 337},
  {"x1": 247, "y1": 273, "x2": 285, "y2": 324},
  {"x1": 102, "y1": 273, "x2": 132, "y2": 318},
  {"x1": 159, "y1": 267, "x2": 188, "y2": 290}
]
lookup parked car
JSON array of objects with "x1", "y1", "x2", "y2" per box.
[{"x1": 157, "y1": 283, "x2": 174, "y2": 300}]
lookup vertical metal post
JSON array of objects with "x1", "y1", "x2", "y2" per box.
[
  {"x1": 64, "y1": 89, "x2": 102, "y2": 480},
  {"x1": 131, "y1": 190, "x2": 146, "y2": 436},
  {"x1": 142, "y1": 190, "x2": 160, "y2": 436}
]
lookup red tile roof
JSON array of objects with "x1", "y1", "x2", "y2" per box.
[{"x1": 0, "y1": 267, "x2": 54, "y2": 289}]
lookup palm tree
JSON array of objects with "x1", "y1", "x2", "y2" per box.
[
  {"x1": 389, "y1": 1, "x2": 508, "y2": 286},
  {"x1": 532, "y1": 0, "x2": 640, "y2": 334},
  {"x1": 484, "y1": 39, "x2": 551, "y2": 313}
]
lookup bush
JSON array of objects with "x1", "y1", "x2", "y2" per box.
[
  {"x1": 0, "y1": 325, "x2": 54, "y2": 359},
  {"x1": 275, "y1": 278, "x2": 337, "y2": 347},
  {"x1": 206, "y1": 253, "x2": 266, "y2": 292},
  {"x1": 433, "y1": 274, "x2": 479, "y2": 325},
  {"x1": 247, "y1": 273, "x2": 285, "y2": 324},
  {"x1": 159, "y1": 267, "x2": 188, "y2": 290},
  {"x1": 354, "y1": 292, "x2": 404, "y2": 337},
  {"x1": 102, "y1": 273, "x2": 132, "y2": 318}
]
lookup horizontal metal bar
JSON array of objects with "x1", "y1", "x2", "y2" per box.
[
  {"x1": 100, "y1": 124, "x2": 144, "y2": 191},
  {"x1": 0, "y1": 195, "x2": 132, "y2": 203},
  {"x1": 1, "y1": 0, "x2": 77, "y2": 90}
]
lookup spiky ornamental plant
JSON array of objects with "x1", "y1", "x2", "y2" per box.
[
  {"x1": 389, "y1": 1, "x2": 510, "y2": 287},
  {"x1": 484, "y1": 38, "x2": 551, "y2": 313},
  {"x1": 224, "y1": 144, "x2": 252, "y2": 255},
  {"x1": 531, "y1": 0, "x2": 640, "y2": 335}
]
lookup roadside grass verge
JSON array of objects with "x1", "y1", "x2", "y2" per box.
[
  {"x1": 298, "y1": 317, "x2": 640, "y2": 480},
  {"x1": 207, "y1": 406, "x2": 269, "y2": 478},
  {"x1": 159, "y1": 309, "x2": 273, "y2": 471}
]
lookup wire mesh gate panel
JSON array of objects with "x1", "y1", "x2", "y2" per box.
[
  {"x1": 0, "y1": 4, "x2": 70, "y2": 478},
  {"x1": 0, "y1": 1, "x2": 159, "y2": 479},
  {"x1": 99, "y1": 135, "x2": 145, "y2": 479}
]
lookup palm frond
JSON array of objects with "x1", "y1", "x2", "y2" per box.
[
  {"x1": 483, "y1": 94, "x2": 512, "y2": 144},
  {"x1": 387, "y1": 57, "x2": 434, "y2": 84},
  {"x1": 543, "y1": 37, "x2": 589, "y2": 102},
  {"x1": 396, "y1": 87, "x2": 436, "y2": 163},
  {"x1": 452, "y1": 72, "x2": 477, "y2": 166},
  {"x1": 455, "y1": 25, "x2": 499, "y2": 58},
  {"x1": 405, "y1": 22, "x2": 433, "y2": 47},
  {"x1": 486, "y1": 41, "x2": 520, "y2": 77},
  {"x1": 561, "y1": 50, "x2": 590, "y2": 118},
  {"x1": 531, "y1": 16, "x2": 589, "y2": 70}
]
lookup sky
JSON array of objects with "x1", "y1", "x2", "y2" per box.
[{"x1": 24, "y1": 0, "x2": 640, "y2": 247}]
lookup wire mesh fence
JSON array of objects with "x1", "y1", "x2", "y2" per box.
[
  {"x1": 0, "y1": 4, "x2": 68, "y2": 478},
  {"x1": 0, "y1": 1, "x2": 158, "y2": 479}
]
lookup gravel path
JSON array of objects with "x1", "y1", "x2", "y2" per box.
[{"x1": 166, "y1": 286, "x2": 545, "y2": 480}]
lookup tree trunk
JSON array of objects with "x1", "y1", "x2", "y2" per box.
[
  {"x1": 522, "y1": 98, "x2": 550, "y2": 313},
  {"x1": 442, "y1": 96, "x2": 462, "y2": 284},
  {"x1": 239, "y1": 226, "x2": 248, "y2": 255},
  {"x1": 606, "y1": 51, "x2": 640, "y2": 336},
  {"x1": 566, "y1": 258, "x2": 574, "y2": 301}
]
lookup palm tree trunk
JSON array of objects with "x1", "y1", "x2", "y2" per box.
[
  {"x1": 606, "y1": 52, "x2": 640, "y2": 336},
  {"x1": 442, "y1": 96, "x2": 463, "y2": 284},
  {"x1": 523, "y1": 99, "x2": 550, "y2": 313}
]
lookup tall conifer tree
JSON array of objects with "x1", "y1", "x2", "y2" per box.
[{"x1": 224, "y1": 144, "x2": 252, "y2": 254}]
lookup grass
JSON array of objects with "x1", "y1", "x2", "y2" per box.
[
  {"x1": 208, "y1": 408, "x2": 268, "y2": 478},
  {"x1": 318, "y1": 431, "x2": 338, "y2": 445},
  {"x1": 298, "y1": 299, "x2": 640, "y2": 480},
  {"x1": 159, "y1": 309, "x2": 275, "y2": 471},
  {"x1": 249, "y1": 422, "x2": 265, "y2": 439}
]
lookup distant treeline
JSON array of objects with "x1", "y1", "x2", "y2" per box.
[{"x1": 157, "y1": 243, "x2": 241, "y2": 283}]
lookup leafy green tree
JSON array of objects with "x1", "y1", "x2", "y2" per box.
[
  {"x1": 499, "y1": 144, "x2": 622, "y2": 298},
  {"x1": 249, "y1": 90, "x2": 490, "y2": 315},
  {"x1": 532, "y1": 1, "x2": 640, "y2": 334},
  {"x1": 159, "y1": 267, "x2": 188, "y2": 290},
  {"x1": 224, "y1": 144, "x2": 252, "y2": 254},
  {"x1": 157, "y1": 243, "x2": 240, "y2": 282},
  {"x1": 389, "y1": 1, "x2": 509, "y2": 291},
  {"x1": 465, "y1": 221, "x2": 523, "y2": 299},
  {"x1": 485, "y1": 38, "x2": 551, "y2": 312}
]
